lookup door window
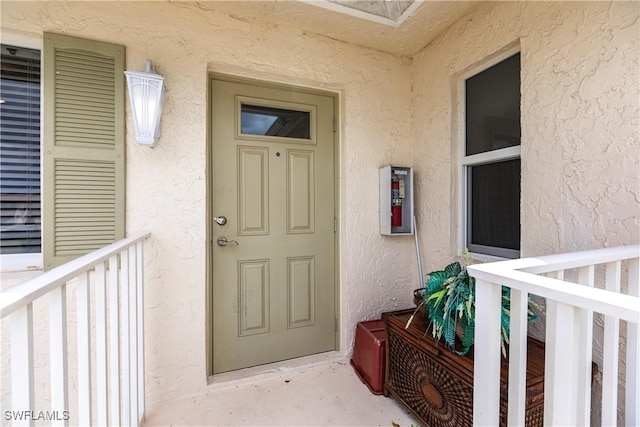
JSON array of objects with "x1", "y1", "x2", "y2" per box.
[{"x1": 237, "y1": 96, "x2": 315, "y2": 144}]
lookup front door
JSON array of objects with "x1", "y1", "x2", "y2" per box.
[{"x1": 211, "y1": 78, "x2": 336, "y2": 374}]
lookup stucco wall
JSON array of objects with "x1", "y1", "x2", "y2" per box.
[
  {"x1": 1, "y1": 0, "x2": 417, "y2": 406},
  {"x1": 412, "y1": 0, "x2": 639, "y2": 268},
  {"x1": 411, "y1": 1, "x2": 639, "y2": 424},
  {"x1": 2, "y1": 0, "x2": 638, "y2": 418}
]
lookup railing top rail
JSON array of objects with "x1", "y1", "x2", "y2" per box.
[
  {"x1": 469, "y1": 267, "x2": 640, "y2": 323},
  {"x1": 467, "y1": 244, "x2": 640, "y2": 324},
  {"x1": 0, "y1": 231, "x2": 150, "y2": 318},
  {"x1": 472, "y1": 244, "x2": 639, "y2": 275}
]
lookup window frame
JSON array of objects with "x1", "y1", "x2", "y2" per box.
[
  {"x1": 459, "y1": 46, "x2": 522, "y2": 260},
  {"x1": 236, "y1": 96, "x2": 317, "y2": 145},
  {"x1": 0, "y1": 35, "x2": 43, "y2": 272}
]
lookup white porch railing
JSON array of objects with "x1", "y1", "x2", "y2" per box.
[
  {"x1": 468, "y1": 245, "x2": 640, "y2": 426},
  {"x1": 1, "y1": 231, "x2": 150, "y2": 426}
]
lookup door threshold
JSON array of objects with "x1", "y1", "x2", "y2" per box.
[{"x1": 207, "y1": 351, "x2": 345, "y2": 390}]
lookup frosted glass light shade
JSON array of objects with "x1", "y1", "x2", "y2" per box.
[{"x1": 124, "y1": 60, "x2": 166, "y2": 146}]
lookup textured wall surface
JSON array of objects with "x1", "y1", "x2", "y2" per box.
[
  {"x1": 1, "y1": 0, "x2": 638, "y2": 419},
  {"x1": 412, "y1": 0, "x2": 639, "y2": 269},
  {"x1": 411, "y1": 2, "x2": 639, "y2": 424},
  {"x1": 1, "y1": 0, "x2": 416, "y2": 405}
]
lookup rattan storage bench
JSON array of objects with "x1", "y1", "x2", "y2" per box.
[{"x1": 382, "y1": 309, "x2": 545, "y2": 427}]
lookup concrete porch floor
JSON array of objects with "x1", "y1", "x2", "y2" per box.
[{"x1": 144, "y1": 356, "x2": 421, "y2": 427}]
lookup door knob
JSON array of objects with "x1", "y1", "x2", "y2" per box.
[
  {"x1": 217, "y1": 236, "x2": 239, "y2": 246},
  {"x1": 214, "y1": 216, "x2": 227, "y2": 226}
]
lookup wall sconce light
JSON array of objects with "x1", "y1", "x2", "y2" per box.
[{"x1": 124, "y1": 60, "x2": 166, "y2": 146}]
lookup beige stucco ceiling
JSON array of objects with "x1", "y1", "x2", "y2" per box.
[{"x1": 191, "y1": 1, "x2": 477, "y2": 56}]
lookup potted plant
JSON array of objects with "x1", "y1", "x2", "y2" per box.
[{"x1": 408, "y1": 249, "x2": 540, "y2": 357}]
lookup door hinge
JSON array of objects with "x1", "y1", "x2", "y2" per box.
[
  {"x1": 334, "y1": 217, "x2": 337, "y2": 232},
  {"x1": 333, "y1": 117, "x2": 337, "y2": 133},
  {"x1": 335, "y1": 317, "x2": 338, "y2": 333}
]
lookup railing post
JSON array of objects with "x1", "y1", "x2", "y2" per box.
[
  {"x1": 473, "y1": 278, "x2": 502, "y2": 426},
  {"x1": 108, "y1": 254, "x2": 121, "y2": 426},
  {"x1": 95, "y1": 262, "x2": 109, "y2": 426},
  {"x1": 545, "y1": 294, "x2": 586, "y2": 426},
  {"x1": 128, "y1": 245, "x2": 138, "y2": 426},
  {"x1": 627, "y1": 258, "x2": 640, "y2": 426},
  {"x1": 576, "y1": 266, "x2": 594, "y2": 425},
  {"x1": 602, "y1": 261, "x2": 621, "y2": 425},
  {"x1": 10, "y1": 304, "x2": 34, "y2": 427},
  {"x1": 507, "y1": 288, "x2": 528, "y2": 426},
  {"x1": 136, "y1": 240, "x2": 146, "y2": 424},
  {"x1": 121, "y1": 248, "x2": 131, "y2": 427},
  {"x1": 109, "y1": 255, "x2": 122, "y2": 426},
  {"x1": 49, "y1": 285, "x2": 69, "y2": 427},
  {"x1": 77, "y1": 272, "x2": 92, "y2": 425}
]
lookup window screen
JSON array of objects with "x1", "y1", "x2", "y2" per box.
[
  {"x1": 0, "y1": 44, "x2": 41, "y2": 254},
  {"x1": 466, "y1": 53, "x2": 521, "y2": 156},
  {"x1": 464, "y1": 53, "x2": 521, "y2": 258},
  {"x1": 468, "y1": 159, "x2": 521, "y2": 251}
]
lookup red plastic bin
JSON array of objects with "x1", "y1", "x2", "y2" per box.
[{"x1": 350, "y1": 319, "x2": 386, "y2": 395}]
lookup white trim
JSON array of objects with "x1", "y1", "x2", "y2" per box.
[
  {"x1": 468, "y1": 251, "x2": 511, "y2": 264},
  {"x1": 297, "y1": 0, "x2": 402, "y2": 27},
  {"x1": 0, "y1": 33, "x2": 43, "y2": 50},
  {"x1": 468, "y1": 243, "x2": 519, "y2": 260},
  {"x1": 459, "y1": 46, "x2": 522, "y2": 258},
  {"x1": 458, "y1": 42, "x2": 521, "y2": 81},
  {"x1": 0, "y1": 253, "x2": 43, "y2": 272},
  {"x1": 462, "y1": 145, "x2": 521, "y2": 166},
  {"x1": 296, "y1": 0, "x2": 422, "y2": 27},
  {"x1": 453, "y1": 77, "x2": 465, "y2": 257},
  {"x1": 395, "y1": 0, "x2": 423, "y2": 25}
]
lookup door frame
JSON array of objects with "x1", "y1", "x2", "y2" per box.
[{"x1": 206, "y1": 72, "x2": 341, "y2": 377}]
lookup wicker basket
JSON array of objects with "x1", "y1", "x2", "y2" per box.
[{"x1": 383, "y1": 309, "x2": 545, "y2": 427}]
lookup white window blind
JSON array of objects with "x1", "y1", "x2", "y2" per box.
[{"x1": 0, "y1": 44, "x2": 41, "y2": 255}]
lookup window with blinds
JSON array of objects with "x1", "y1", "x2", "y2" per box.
[{"x1": 0, "y1": 44, "x2": 42, "y2": 255}]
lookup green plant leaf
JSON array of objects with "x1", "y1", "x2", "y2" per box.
[
  {"x1": 444, "y1": 262, "x2": 462, "y2": 277},
  {"x1": 422, "y1": 252, "x2": 541, "y2": 359},
  {"x1": 426, "y1": 270, "x2": 450, "y2": 293},
  {"x1": 427, "y1": 289, "x2": 446, "y2": 308},
  {"x1": 443, "y1": 317, "x2": 456, "y2": 346}
]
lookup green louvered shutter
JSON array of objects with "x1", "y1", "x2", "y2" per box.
[{"x1": 43, "y1": 33, "x2": 125, "y2": 269}]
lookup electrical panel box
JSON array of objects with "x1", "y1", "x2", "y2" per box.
[{"x1": 380, "y1": 165, "x2": 414, "y2": 235}]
